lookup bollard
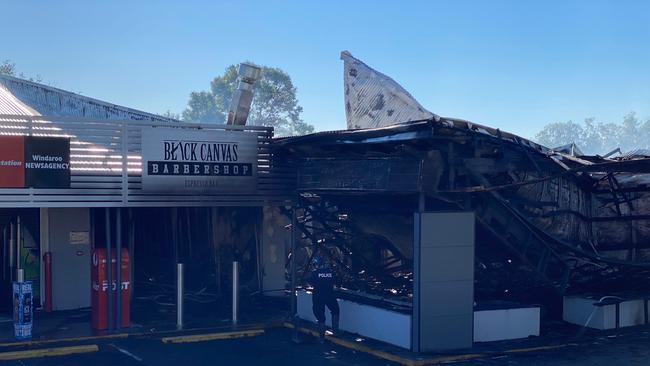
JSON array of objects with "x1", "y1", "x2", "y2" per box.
[
  {"x1": 177, "y1": 263, "x2": 184, "y2": 329},
  {"x1": 17, "y1": 269, "x2": 24, "y2": 283},
  {"x1": 232, "y1": 261, "x2": 239, "y2": 325}
]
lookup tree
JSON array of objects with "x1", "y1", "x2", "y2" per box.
[
  {"x1": 534, "y1": 120, "x2": 585, "y2": 150},
  {"x1": 534, "y1": 113, "x2": 650, "y2": 155},
  {"x1": 0, "y1": 59, "x2": 43, "y2": 83},
  {"x1": 0, "y1": 60, "x2": 16, "y2": 76},
  {"x1": 183, "y1": 64, "x2": 314, "y2": 136},
  {"x1": 160, "y1": 110, "x2": 181, "y2": 120}
]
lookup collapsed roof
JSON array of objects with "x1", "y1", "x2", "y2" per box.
[{"x1": 276, "y1": 53, "x2": 650, "y2": 297}]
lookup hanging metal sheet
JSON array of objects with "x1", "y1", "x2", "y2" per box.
[{"x1": 341, "y1": 51, "x2": 438, "y2": 130}]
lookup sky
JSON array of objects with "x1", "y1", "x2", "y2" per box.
[{"x1": 2, "y1": 0, "x2": 649, "y2": 139}]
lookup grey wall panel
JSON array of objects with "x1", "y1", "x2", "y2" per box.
[
  {"x1": 420, "y1": 313, "x2": 474, "y2": 350},
  {"x1": 49, "y1": 208, "x2": 91, "y2": 310},
  {"x1": 419, "y1": 281, "x2": 474, "y2": 317},
  {"x1": 412, "y1": 211, "x2": 475, "y2": 352},
  {"x1": 419, "y1": 246, "x2": 474, "y2": 282},
  {"x1": 420, "y1": 212, "x2": 475, "y2": 247}
]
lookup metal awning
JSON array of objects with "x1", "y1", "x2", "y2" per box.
[{"x1": 0, "y1": 115, "x2": 293, "y2": 208}]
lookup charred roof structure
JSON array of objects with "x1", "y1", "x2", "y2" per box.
[{"x1": 275, "y1": 52, "x2": 650, "y2": 308}]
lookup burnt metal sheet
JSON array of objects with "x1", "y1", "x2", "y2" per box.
[{"x1": 341, "y1": 51, "x2": 438, "y2": 130}]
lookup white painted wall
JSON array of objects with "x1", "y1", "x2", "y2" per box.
[
  {"x1": 297, "y1": 291, "x2": 411, "y2": 349},
  {"x1": 298, "y1": 291, "x2": 541, "y2": 348},
  {"x1": 473, "y1": 308, "x2": 540, "y2": 342},
  {"x1": 563, "y1": 297, "x2": 608, "y2": 329},
  {"x1": 564, "y1": 296, "x2": 647, "y2": 330},
  {"x1": 620, "y1": 299, "x2": 646, "y2": 327}
]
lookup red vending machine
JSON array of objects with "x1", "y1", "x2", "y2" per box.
[{"x1": 91, "y1": 248, "x2": 130, "y2": 330}]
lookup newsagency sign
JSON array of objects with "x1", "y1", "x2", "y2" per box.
[
  {"x1": 0, "y1": 136, "x2": 71, "y2": 189},
  {"x1": 141, "y1": 127, "x2": 258, "y2": 193}
]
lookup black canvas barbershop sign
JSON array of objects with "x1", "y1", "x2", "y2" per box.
[
  {"x1": 141, "y1": 128, "x2": 257, "y2": 192},
  {"x1": 0, "y1": 136, "x2": 70, "y2": 189},
  {"x1": 148, "y1": 141, "x2": 252, "y2": 177}
]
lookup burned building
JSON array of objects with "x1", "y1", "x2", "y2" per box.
[
  {"x1": 277, "y1": 52, "x2": 650, "y2": 313},
  {"x1": 1, "y1": 52, "x2": 648, "y2": 351}
]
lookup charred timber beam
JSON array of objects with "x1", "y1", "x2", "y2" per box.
[
  {"x1": 526, "y1": 209, "x2": 591, "y2": 222},
  {"x1": 593, "y1": 243, "x2": 650, "y2": 251},
  {"x1": 278, "y1": 206, "x2": 352, "y2": 274},
  {"x1": 508, "y1": 197, "x2": 560, "y2": 208},
  {"x1": 591, "y1": 214, "x2": 650, "y2": 222},
  {"x1": 460, "y1": 158, "x2": 518, "y2": 174},
  {"x1": 447, "y1": 142, "x2": 455, "y2": 190},
  {"x1": 445, "y1": 159, "x2": 650, "y2": 193},
  {"x1": 611, "y1": 174, "x2": 634, "y2": 212},
  {"x1": 512, "y1": 206, "x2": 650, "y2": 223},
  {"x1": 606, "y1": 174, "x2": 624, "y2": 216},
  {"x1": 579, "y1": 159, "x2": 650, "y2": 173},
  {"x1": 467, "y1": 171, "x2": 570, "y2": 290},
  {"x1": 594, "y1": 186, "x2": 650, "y2": 194},
  {"x1": 516, "y1": 137, "x2": 543, "y2": 174}
]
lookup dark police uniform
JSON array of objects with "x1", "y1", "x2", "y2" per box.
[{"x1": 311, "y1": 267, "x2": 340, "y2": 323}]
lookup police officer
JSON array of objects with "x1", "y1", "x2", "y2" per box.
[{"x1": 310, "y1": 254, "x2": 340, "y2": 343}]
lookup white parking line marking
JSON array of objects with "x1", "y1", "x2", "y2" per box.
[{"x1": 109, "y1": 343, "x2": 144, "y2": 363}]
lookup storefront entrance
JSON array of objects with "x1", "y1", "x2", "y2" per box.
[{"x1": 0, "y1": 209, "x2": 40, "y2": 314}]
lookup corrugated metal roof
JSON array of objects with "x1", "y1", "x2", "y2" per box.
[
  {"x1": 619, "y1": 148, "x2": 650, "y2": 160},
  {"x1": 0, "y1": 74, "x2": 175, "y2": 122},
  {"x1": 341, "y1": 51, "x2": 438, "y2": 130},
  {"x1": 552, "y1": 143, "x2": 584, "y2": 156},
  {"x1": 0, "y1": 81, "x2": 38, "y2": 115}
]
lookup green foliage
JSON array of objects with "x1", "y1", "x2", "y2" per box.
[
  {"x1": 160, "y1": 110, "x2": 181, "y2": 120},
  {"x1": 0, "y1": 59, "x2": 43, "y2": 83},
  {"x1": 534, "y1": 112, "x2": 650, "y2": 155},
  {"x1": 183, "y1": 64, "x2": 314, "y2": 136},
  {"x1": 0, "y1": 60, "x2": 16, "y2": 76}
]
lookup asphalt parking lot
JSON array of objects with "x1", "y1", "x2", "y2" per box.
[
  {"x1": 3, "y1": 328, "x2": 395, "y2": 366},
  {"x1": 4, "y1": 327, "x2": 650, "y2": 366}
]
